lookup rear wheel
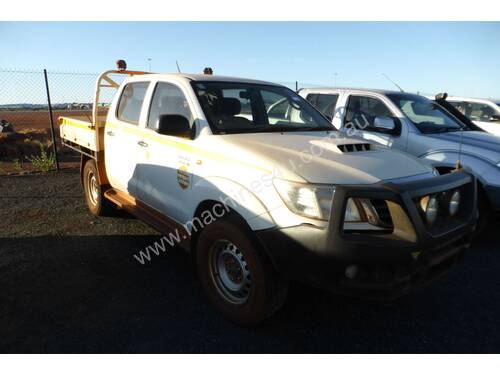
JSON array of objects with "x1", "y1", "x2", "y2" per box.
[
  {"x1": 82, "y1": 159, "x2": 115, "y2": 216},
  {"x1": 196, "y1": 217, "x2": 288, "y2": 325}
]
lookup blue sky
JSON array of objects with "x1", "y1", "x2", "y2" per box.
[{"x1": 1, "y1": 21, "x2": 499, "y2": 102}]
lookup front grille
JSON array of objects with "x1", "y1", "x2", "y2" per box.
[{"x1": 337, "y1": 143, "x2": 372, "y2": 153}]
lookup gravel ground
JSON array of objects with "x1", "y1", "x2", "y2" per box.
[{"x1": 1, "y1": 170, "x2": 499, "y2": 353}]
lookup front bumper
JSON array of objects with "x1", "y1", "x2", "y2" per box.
[{"x1": 256, "y1": 171, "x2": 477, "y2": 299}]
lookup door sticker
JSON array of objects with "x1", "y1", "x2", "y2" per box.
[{"x1": 177, "y1": 165, "x2": 190, "y2": 189}]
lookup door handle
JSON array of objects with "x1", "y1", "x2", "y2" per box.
[
  {"x1": 106, "y1": 130, "x2": 115, "y2": 136},
  {"x1": 137, "y1": 140, "x2": 148, "y2": 148}
]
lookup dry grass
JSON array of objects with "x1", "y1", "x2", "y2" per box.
[{"x1": 0, "y1": 110, "x2": 94, "y2": 174}]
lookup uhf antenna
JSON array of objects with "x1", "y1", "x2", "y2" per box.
[
  {"x1": 176, "y1": 61, "x2": 181, "y2": 73},
  {"x1": 382, "y1": 73, "x2": 404, "y2": 92}
]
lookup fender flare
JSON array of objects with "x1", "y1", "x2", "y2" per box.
[{"x1": 191, "y1": 176, "x2": 275, "y2": 231}]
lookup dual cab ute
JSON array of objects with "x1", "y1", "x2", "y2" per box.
[
  {"x1": 301, "y1": 88, "x2": 499, "y2": 233},
  {"x1": 60, "y1": 66, "x2": 477, "y2": 325}
]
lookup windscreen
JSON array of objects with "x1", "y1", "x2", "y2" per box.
[
  {"x1": 387, "y1": 93, "x2": 466, "y2": 134},
  {"x1": 191, "y1": 82, "x2": 334, "y2": 134}
]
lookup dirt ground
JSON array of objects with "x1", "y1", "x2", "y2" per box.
[{"x1": 1, "y1": 170, "x2": 500, "y2": 353}]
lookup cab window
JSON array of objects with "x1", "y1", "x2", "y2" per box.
[
  {"x1": 116, "y1": 82, "x2": 149, "y2": 125},
  {"x1": 306, "y1": 93, "x2": 339, "y2": 119},
  {"x1": 147, "y1": 82, "x2": 194, "y2": 129},
  {"x1": 345, "y1": 95, "x2": 393, "y2": 131}
]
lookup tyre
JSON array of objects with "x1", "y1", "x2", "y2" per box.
[
  {"x1": 474, "y1": 191, "x2": 490, "y2": 238},
  {"x1": 196, "y1": 217, "x2": 288, "y2": 325},
  {"x1": 82, "y1": 159, "x2": 115, "y2": 216}
]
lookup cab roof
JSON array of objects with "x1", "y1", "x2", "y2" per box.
[
  {"x1": 300, "y1": 87, "x2": 409, "y2": 96},
  {"x1": 143, "y1": 72, "x2": 283, "y2": 86}
]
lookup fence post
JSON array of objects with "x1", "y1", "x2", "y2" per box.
[{"x1": 43, "y1": 69, "x2": 60, "y2": 172}]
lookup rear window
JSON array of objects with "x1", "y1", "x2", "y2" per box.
[{"x1": 116, "y1": 82, "x2": 149, "y2": 125}]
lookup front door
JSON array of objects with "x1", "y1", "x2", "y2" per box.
[
  {"x1": 135, "y1": 81, "x2": 196, "y2": 223},
  {"x1": 341, "y1": 94, "x2": 406, "y2": 151}
]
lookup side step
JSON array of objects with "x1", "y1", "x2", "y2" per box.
[{"x1": 104, "y1": 188, "x2": 191, "y2": 251}]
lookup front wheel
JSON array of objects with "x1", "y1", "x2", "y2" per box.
[
  {"x1": 196, "y1": 217, "x2": 288, "y2": 325},
  {"x1": 474, "y1": 191, "x2": 490, "y2": 237}
]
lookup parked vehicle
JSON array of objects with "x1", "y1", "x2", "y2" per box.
[
  {"x1": 444, "y1": 96, "x2": 500, "y2": 136},
  {"x1": 301, "y1": 87, "x2": 498, "y2": 232},
  {"x1": 60, "y1": 66, "x2": 476, "y2": 325}
]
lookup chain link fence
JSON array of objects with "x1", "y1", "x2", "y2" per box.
[
  {"x1": 0, "y1": 68, "x2": 324, "y2": 175},
  {"x1": 0, "y1": 69, "x2": 130, "y2": 174}
]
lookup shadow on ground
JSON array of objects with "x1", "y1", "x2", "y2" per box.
[{"x1": 1, "y1": 224, "x2": 499, "y2": 353}]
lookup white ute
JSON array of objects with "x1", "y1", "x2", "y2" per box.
[
  {"x1": 445, "y1": 96, "x2": 500, "y2": 136},
  {"x1": 60, "y1": 64, "x2": 476, "y2": 325}
]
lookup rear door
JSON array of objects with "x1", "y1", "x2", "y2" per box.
[
  {"x1": 305, "y1": 93, "x2": 339, "y2": 122},
  {"x1": 104, "y1": 81, "x2": 150, "y2": 195}
]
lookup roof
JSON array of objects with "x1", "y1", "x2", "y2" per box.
[
  {"x1": 445, "y1": 95, "x2": 500, "y2": 105},
  {"x1": 144, "y1": 72, "x2": 283, "y2": 86},
  {"x1": 299, "y1": 87, "x2": 411, "y2": 96}
]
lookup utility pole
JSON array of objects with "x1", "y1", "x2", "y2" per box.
[
  {"x1": 334, "y1": 73, "x2": 338, "y2": 87},
  {"x1": 147, "y1": 58, "x2": 152, "y2": 72}
]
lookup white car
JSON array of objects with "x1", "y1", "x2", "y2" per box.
[
  {"x1": 59, "y1": 66, "x2": 476, "y2": 325},
  {"x1": 445, "y1": 96, "x2": 500, "y2": 137}
]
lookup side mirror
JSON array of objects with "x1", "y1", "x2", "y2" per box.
[
  {"x1": 156, "y1": 114, "x2": 192, "y2": 138},
  {"x1": 373, "y1": 116, "x2": 396, "y2": 131}
]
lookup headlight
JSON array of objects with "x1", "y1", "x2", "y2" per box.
[
  {"x1": 273, "y1": 179, "x2": 384, "y2": 227},
  {"x1": 345, "y1": 198, "x2": 362, "y2": 222},
  {"x1": 273, "y1": 179, "x2": 335, "y2": 220}
]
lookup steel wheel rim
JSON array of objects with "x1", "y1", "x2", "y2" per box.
[
  {"x1": 87, "y1": 171, "x2": 99, "y2": 206},
  {"x1": 209, "y1": 239, "x2": 252, "y2": 305}
]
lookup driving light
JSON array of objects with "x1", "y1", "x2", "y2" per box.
[
  {"x1": 273, "y1": 179, "x2": 335, "y2": 220},
  {"x1": 420, "y1": 195, "x2": 439, "y2": 225},
  {"x1": 449, "y1": 190, "x2": 461, "y2": 216}
]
